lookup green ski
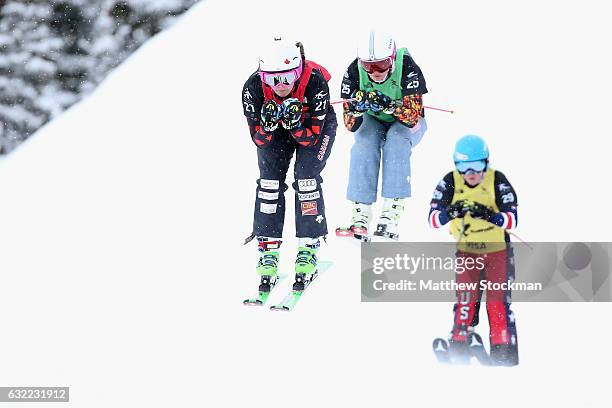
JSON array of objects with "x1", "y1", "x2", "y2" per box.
[
  {"x1": 243, "y1": 274, "x2": 285, "y2": 306},
  {"x1": 270, "y1": 261, "x2": 333, "y2": 312}
]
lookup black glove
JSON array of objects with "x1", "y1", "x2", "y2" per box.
[
  {"x1": 464, "y1": 201, "x2": 496, "y2": 221},
  {"x1": 367, "y1": 90, "x2": 394, "y2": 114},
  {"x1": 280, "y1": 98, "x2": 303, "y2": 130},
  {"x1": 261, "y1": 100, "x2": 281, "y2": 132},
  {"x1": 447, "y1": 200, "x2": 468, "y2": 220}
]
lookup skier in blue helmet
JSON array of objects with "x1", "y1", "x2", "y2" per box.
[
  {"x1": 453, "y1": 134, "x2": 489, "y2": 173},
  {"x1": 429, "y1": 135, "x2": 520, "y2": 366}
]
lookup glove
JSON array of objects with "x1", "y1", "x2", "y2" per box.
[
  {"x1": 447, "y1": 200, "x2": 468, "y2": 220},
  {"x1": 343, "y1": 102, "x2": 363, "y2": 132},
  {"x1": 367, "y1": 90, "x2": 394, "y2": 114},
  {"x1": 280, "y1": 98, "x2": 303, "y2": 130},
  {"x1": 393, "y1": 94, "x2": 422, "y2": 128},
  {"x1": 464, "y1": 201, "x2": 496, "y2": 221},
  {"x1": 349, "y1": 90, "x2": 369, "y2": 115},
  {"x1": 261, "y1": 100, "x2": 281, "y2": 132}
]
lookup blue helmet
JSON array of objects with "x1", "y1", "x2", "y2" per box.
[{"x1": 453, "y1": 135, "x2": 489, "y2": 173}]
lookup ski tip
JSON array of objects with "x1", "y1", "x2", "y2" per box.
[
  {"x1": 432, "y1": 338, "x2": 451, "y2": 364},
  {"x1": 335, "y1": 227, "x2": 354, "y2": 238},
  {"x1": 432, "y1": 338, "x2": 448, "y2": 351},
  {"x1": 243, "y1": 299, "x2": 264, "y2": 306},
  {"x1": 269, "y1": 305, "x2": 290, "y2": 312}
]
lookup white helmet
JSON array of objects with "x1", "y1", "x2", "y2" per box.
[
  {"x1": 258, "y1": 36, "x2": 302, "y2": 72},
  {"x1": 357, "y1": 30, "x2": 397, "y2": 73}
]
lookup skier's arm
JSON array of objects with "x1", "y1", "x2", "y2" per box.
[
  {"x1": 290, "y1": 71, "x2": 330, "y2": 148},
  {"x1": 340, "y1": 60, "x2": 364, "y2": 132},
  {"x1": 242, "y1": 76, "x2": 273, "y2": 148},
  {"x1": 490, "y1": 171, "x2": 519, "y2": 229},
  {"x1": 428, "y1": 172, "x2": 455, "y2": 228},
  {"x1": 463, "y1": 171, "x2": 518, "y2": 228},
  {"x1": 395, "y1": 54, "x2": 428, "y2": 128}
]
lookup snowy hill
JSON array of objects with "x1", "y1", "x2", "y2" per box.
[{"x1": 0, "y1": 0, "x2": 610, "y2": 407}]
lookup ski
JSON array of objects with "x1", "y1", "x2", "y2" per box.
[
  {"x1": 335, "y1": 226, "x2": 371, "y2": 242},
  {"x1": 269, "y1": 288, "x2": 307, "y2": 311},
  {"x1": 373, "y1": 224, "x2": 399, "y2": 240},
  {"x1": 270, "y1": 261, "x2": 333, "y2": 312},
  {"x1": 243, "y1": 275, "x2": 285, "y2": 306},
  {"x1": 468, "y1": 332, "x2": 491, "y2": 366},
  {"x1": 432, "y1": 334, "x2": 492, "y2": 365},
  {"x1": 432, "y1": 338, "x2": 450, "y2": 363}
]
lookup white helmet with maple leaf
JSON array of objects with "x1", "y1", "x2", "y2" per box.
[{"x1": 258, "y1": 36, "x2": 302, "y2": 73}]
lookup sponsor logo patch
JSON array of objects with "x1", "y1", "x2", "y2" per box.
[
  {"x1": 298, "y1": 191, "x2": 320, "y2": 201},
  {"x1": 315, "y1": 215, "x2": 324, "y2": 223},
  {"x1": 317, "y1": 135, "x2": 330, "y2": 161},
  {"x1": 260, "y1": 179, "x2": 279, "y2": 190},
  {"x1": 499, "y1": 183, "x2": 511, "y2": 191},
  {"x1": 258, "y1": 191, "x2": 279, "y2": 200},
  {"x1": 298, "y1": 178, "x2": 317, "y2": 192},
  {"x1": 260, "y1": 203, "x2": 277, "y2": 214},
  {"x1": 301, "y1": 201, "x2": 318, "y2": 216}
]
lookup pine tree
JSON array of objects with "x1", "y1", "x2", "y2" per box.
[
  {"x1": 0, "y1": 0, "x2": 198, "y2": 154},
  {"x1": 0, "y1": 1, "x2": 60, "y2": 152}
]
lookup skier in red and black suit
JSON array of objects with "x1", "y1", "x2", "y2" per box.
[{"x1": 242, "y1": 37, "x2": 337, "y2": 293}]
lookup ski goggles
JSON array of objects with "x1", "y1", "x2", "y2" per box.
[
  {"x1": 455, "y1": 160, "x2": 487, "y2": 174},
  {"x1": 259, "y1": 65, "x2": 303, "y2": 88},
  {"x1": 359, "y1": 57, "x2": 394, "y2": 73}
]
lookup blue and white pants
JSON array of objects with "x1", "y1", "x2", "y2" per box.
[{"x1": 347, "y1": 114, "x2": 428, "y2": 204}]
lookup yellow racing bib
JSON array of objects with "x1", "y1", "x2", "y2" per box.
[{"x1": 450, "y1": 169, "x2": 506, "y2": 254}]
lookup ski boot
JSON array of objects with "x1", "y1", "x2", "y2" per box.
[
  {"x1": 374, "y1": 198, "x2": 404, "y2": 240},
  {"x1": 293, "y1": 238, "x2": 320, "y2": 291},
  {"x1": 336, "y1": 202, "x2": 372, "y2": 241},
  {"x1": 256, "y1": 237, "x2": 281, "y2": 292}
]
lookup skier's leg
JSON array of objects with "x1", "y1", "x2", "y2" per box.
[
  {"x1": 293, "y1": 111, "x2": 337, "y2": 239},
  {"x1": 450, "y1": 251, "x2": 482, "y2": 361},
  {"x1": 452, "y1": 270, "x2": 483, "y2": 327},
  {"x1": 346, "y1": 115, "x2": 386, "y2": 204},
  {"x1": 291, "y1": 113, "x2": 336, "y2": 288},
  {"x1": 371, "y1": 119, "x2": 426, "y2": 239},
  {"x1": 381, "y1": 117, "x2": 427, "y2": 199},
  {"x1": 485, "y1": 246, "x2": 519, "y2": 366},
  {"x1": 252, "y1": 135, "x2": 293, "y2": 239}
]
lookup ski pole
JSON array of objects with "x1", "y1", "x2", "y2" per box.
[
  {"x1": 507, "y1": 231, "x2": 534, "y2": 251},
  {"x1": 330, "y1": 98, "x2": 356, "y2": 105},
  {"x1": 330, "y1": 98, "x2": 454, "y2": 114},
  {"x1": 423, "y1": 105, "x2": 454, "y2": 114}
]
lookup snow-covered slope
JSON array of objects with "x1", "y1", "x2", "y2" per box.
[{"x1": 0, "y1": 0, "x2": 610, "y2": 407}]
